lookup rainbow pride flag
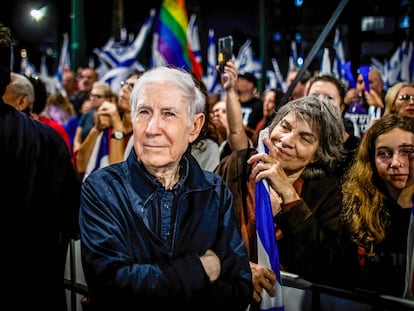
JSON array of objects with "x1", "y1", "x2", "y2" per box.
[{"x1": 152, "y1": 0, "x2": 203, "y2": 80}]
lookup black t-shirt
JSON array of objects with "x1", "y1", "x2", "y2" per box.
[{"x1": 240, "y1": 96, "x2": 263, "y2": 130}]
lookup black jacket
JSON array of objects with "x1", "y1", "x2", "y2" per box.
[{"x1": 0, "y1": 102, "x2": 81, "y2": 310}]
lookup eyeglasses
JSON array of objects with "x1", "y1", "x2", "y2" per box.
[
  {"x1": 376, "y1": 147, "x2": 414, "y2": 162},
  {"x1": 398, "y1": 94, "x2": 414, "y2": 102},
  {"x1": 89, "y1": 93, "x2": 105, "y2": 99},
  {"x1": 120, "y1": 80, "x2": 135, "y2": 91}
]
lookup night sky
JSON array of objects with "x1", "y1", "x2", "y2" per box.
[{"x1": 1, "y1": 0, "x2": 411, "y2": 76}]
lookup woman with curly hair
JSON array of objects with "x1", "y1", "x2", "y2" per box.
[{"x1": 341, "y1": 114, "x2": 414, "y2": 297}]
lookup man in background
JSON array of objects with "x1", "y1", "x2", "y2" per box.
[
  {"x1": 0, "y1": 23, "x2": 81, "y2": 310},
  {"x1": 235, "y1": 72, "x2": 263, "y2": 133}
]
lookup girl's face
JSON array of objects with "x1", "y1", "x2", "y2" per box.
[
  {"x1": 269, "y1": 111, "x2": 319, "y2": 172},
  {"x1": 48, "y1": 105, "x2": 69, "y2": 125},
  {"x1": 375, "y1": 128, "x2": 414, "y2": 196}
]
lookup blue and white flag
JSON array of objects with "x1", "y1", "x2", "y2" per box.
[
  {"x1": 320, "y1": 48, "x2": 332, "y2": 76},
  {"x1": 408, "y1": 42, "x2": 414, "y2": 83},
  {"x1": 255, "y1": 128, "x2": 284, "y2": 311},
  {"x1": 342, "y1": 60, "x2": 356, "y2": 89},
  {"x1": 288, "y1": 41, "x2": 298, "y2": 71},
  {"x1": 187, "y1": 14, "x2": 202, "y2": 65},
  {"x1": 271, "y1": 58, "x2": 286, "y2": 91},
  {"x1": 39, "y1": 54, "x2": 60, "y2": 95},
  {"x1": 20, "y1": 49, "x2": 37, "y2": 77},
  {"x1": 203, "y1": 28, "x2": 221, "y2": 94},
  {"x1": 95, "y1": 9, "x2": 155, "y2": 92},
  {"x1": 83, "y1": 129, "x2": 110, "y2": 182},
  {"x1": 332, "y1": 28, "x2": 346, "y2": 83},
  {"x1": 235, "y1": 39, "x2": 262, "y2": 77},
  {"x1": 55, "y1": 32, "x2": 71, "y2": 90},
  {"x1": 385, "y1": 41, "x2": 405, "y2": 89},
  {"x1": 401, "y1": 41, "x2": 413, "y2": 82}
]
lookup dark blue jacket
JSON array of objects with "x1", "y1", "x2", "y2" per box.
[{"x1": 80, "y1": 149, "x2": 252, "y2": 310}]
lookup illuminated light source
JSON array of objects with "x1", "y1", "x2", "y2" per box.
[
  {"x1": 273, "y1": 32, "x2": 282, "y2": 42},
  {"x1": 294, "y1": 0, "x2": 303, "y2": 7},
  {"x1": 399, "y1": 15, "x2": 410, "y2": 29},
  {"x1": 30, "y1": 6, "x2": 48, "y2": 22}
]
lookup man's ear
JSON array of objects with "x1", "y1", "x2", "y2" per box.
[
  {"x1": 18, "y1": 95, "x2": 30, "y2": 111},
  {"x1": 189, "y1": 113, "x2": 205, "y2": 143}
]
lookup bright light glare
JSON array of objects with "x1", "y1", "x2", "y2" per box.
[
  {"x1": 294, "y1": 0, "x2": 303, "y2": 7},
  {"x1": 30, "y1": 6, "x2": 48, "y2": 22}
]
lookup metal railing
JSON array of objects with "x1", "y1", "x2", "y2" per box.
[{"x1": 64, "y1": 239, "x2": 414, "y2": 311}]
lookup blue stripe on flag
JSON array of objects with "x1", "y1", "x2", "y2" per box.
[{"x1": 255, "y1": 129, "x2": 284, "y2": 311}]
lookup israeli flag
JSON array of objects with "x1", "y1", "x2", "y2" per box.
[
  {"x1": 95, "y1": 9, "x2": 155, "y2": 93},
  {"x1": 83, "y1": 129, "x2": 109, "y2": 182},
  {"x1": 203, "y1": 29, "x2": 221, "y2": 94},
  {"x1": 255, "y1": 128, "x2": 284, "y2": 311},
  {"x1": 271, "y1": 58, "x2": 286, "y2": 92},
  {"x1": 288, "y1": 41, "x2": 297, "y2": 71},
  {"x1": 332, "y1": 28, "x2": 346, "y2": 83},
  {"x1": 235, "y1": 39, "x2": 262, "y2": 77},
  {"x1": 187, "y1": 14, "x2": 202, "y2": 64},
  {"x1": 401, "y1": 41, "x2": 413, "y2": 82},
  {"x1": 320, "y1": 48, "x2": 332, "y2": 76},
  {"x1": 39, "y1": 55, "x2": 60, "y2": 95},
  {"x1": 385, "y1": 41, "x2": 405, "y2": 89},
  {"x1": 20, "y1": 51, "x2": 37, "y2": 77},
  {"x1": 55, "y1": 32, "x2": 71, "y2": 90}
]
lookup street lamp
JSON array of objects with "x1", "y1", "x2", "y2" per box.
[{"x1": 30, "y1": 6, "x2": 48, "y2": 22}]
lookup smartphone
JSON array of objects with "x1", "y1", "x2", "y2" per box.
[{"x1": 218, "y1": 35, "x2": 233, "y2": 74}]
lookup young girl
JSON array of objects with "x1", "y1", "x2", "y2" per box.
[{"x1": 341, "y1": 114, "x2": 414, "y2": 297}]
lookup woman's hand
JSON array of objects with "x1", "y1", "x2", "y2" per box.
[
  {"x1": 364, "y1": 89, "x2": 384, "y2": 108},
  {"x1": 250, "y1": 262, "x2": 277, "y2": 303},
  {"x1": 247, "y1": 136, "x2": 301, "y2": 204},
  {"x1": 218, "y1": 60, "x2": 237, "y2": 91},
  {"x1": 344, "y1": 88, "x2": 360, "y2": 105}
]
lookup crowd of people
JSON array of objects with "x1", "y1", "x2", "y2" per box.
[{"x1": 1, "y1": 21, "x2": 413, "y2": 310}]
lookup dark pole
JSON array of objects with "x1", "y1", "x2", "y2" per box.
[
  {"x1": 279, "y1": 0, "x2": 350, "y2": 106},
  {"x1": 112, "y1": 0, "x2": 124, "y2": 43},
  {"x1": 71, "y1": 0, "x2": 86, "y2": 70},
  {"x1": 259, "y1": 0, "x2": 266, "y2": 93}
]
